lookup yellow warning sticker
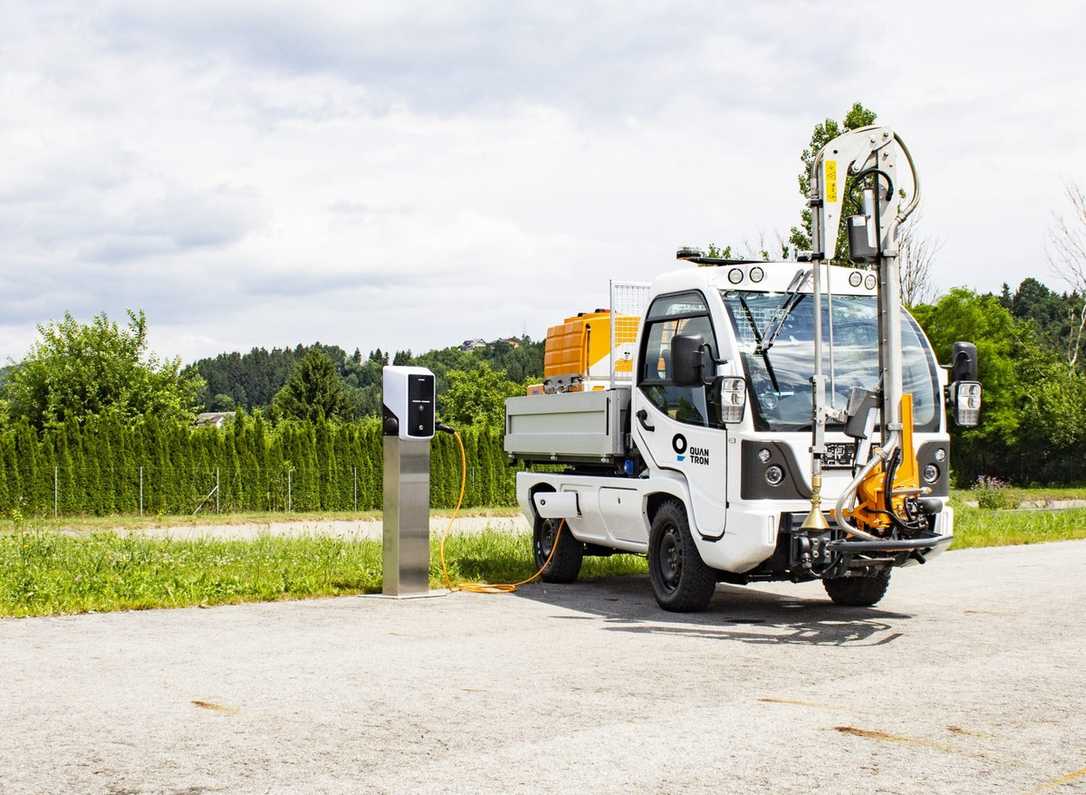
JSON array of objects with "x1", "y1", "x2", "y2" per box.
[{"x1": 825, "y1": 160, "x2": 837, "y2": 203}]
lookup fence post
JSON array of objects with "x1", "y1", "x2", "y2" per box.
[
  {"x1": 139, "y1": 466, "x2": 144, "y2": 516},
  {"x1": 53, "y1": 466, "x2": 58, "y2": 518},
  {"x1": 353, "y1": 465, "x2": 358, "y2": 512},
  {"x1": 215, "y1": 468, "x2": 220, "y2": 513}
]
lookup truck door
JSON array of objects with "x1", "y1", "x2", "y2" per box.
[{"x1": 633, "y1": 291, "x2": 727, "y2": 540}]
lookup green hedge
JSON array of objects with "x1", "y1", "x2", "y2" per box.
[{"x1": 0, "y1": 415, "x2": 516, "y2": 517}]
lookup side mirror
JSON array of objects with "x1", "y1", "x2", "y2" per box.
[
  {"x1": 699, "y1": 343, "x2": 721, "y2": 385},
  {"x1": 951, "y1": 342, "x2": 978, "y2": 382},
  {"x1": 670, "y1": 334, "x2": 703, "y2": 386},
  {"x1": 948, "y1": 341, "x2": 981, "y2": 427}
]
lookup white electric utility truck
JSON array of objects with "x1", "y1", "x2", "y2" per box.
[{"x1": 504, "y1": 126, "x2": 982, "y2": 611}]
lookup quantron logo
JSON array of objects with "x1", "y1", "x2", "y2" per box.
[
  {"x1": 673, "y1": 433, "x2": 709, "y2": 466},
  {"x1": 672, "y1": 434, "x2": 687, "y2": 461}
]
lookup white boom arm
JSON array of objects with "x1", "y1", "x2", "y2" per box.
[{"x1": 801, "y1": 125, "x2": 921, "y2": 532}]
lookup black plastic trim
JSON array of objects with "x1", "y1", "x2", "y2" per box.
[
  {"x1": 916, "y1": 440, "x2": 950, "y2": 497},
  {"x1": 740, "y1": 440, "x2": 812, "y2": 500}
]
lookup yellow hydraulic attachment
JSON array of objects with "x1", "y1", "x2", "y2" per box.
[{"x1": 844, "y1": 394, "x2": 922, "y2": 535}]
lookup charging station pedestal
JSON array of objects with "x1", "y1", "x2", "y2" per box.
[
  {"x1": 380, "y1": 366, "x2": 441, "y2": 598},
  {"x1": 382, "y1": 436, "x2": 430, "y2": 595}
]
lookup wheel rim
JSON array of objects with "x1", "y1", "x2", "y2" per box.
[
  {"x1": 655, "y1": 524, "x2": 682, "y2": 593},
  {"x1": 536, "y1": 520, "x2": 557, "y2": 562}
]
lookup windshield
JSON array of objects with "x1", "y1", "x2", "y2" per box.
[{"x1": 721, "y1": 290, "x2": 940, "y2": 432}]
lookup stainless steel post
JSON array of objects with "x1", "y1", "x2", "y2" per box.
[
  {"x1": 802, "y1": 262, "x2": 830, "y2": 530},
  {"x1": 382, "y1": 437, "x2": 431, "y2": 596},
  {"x1": 877, "y1": 252, "x2": 905, "y2": 442}
]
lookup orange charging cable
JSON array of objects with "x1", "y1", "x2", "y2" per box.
[{"x1": 438, "y1": 430, "x2": 564, "y2": 594}]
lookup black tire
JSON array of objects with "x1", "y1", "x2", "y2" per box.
[
  {"x1": 648, "y1": 499, "x2": 716, "y2": 612},
  {"x1": 533, "y1": 516, "x2": 584, "y2": 583},
  {"x1": 823, "y1": 570, "x2": 891, "y2": 607}
]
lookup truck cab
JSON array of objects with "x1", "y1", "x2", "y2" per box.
[{"x1": 507, "y1": 260, "x2": 963, "y2": 612}]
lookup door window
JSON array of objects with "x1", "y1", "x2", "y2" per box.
[{"x1": 639, "y1": 292, "x2": 719, "y2": 427}]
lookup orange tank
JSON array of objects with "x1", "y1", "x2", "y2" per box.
[{"x1": 541, "y1": 309, "x2": 640, "y2": 392}]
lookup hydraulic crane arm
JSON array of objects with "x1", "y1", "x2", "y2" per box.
[{"x1": 800, "y1": 125, "x2": 923, "y2": 537}]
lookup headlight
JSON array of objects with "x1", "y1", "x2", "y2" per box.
[
  {"x1": 922, "y1": 464, "x2": 940, "y2": 484},
  {"x1": 757, "y1": 448, "x2": 771, "y2": 463},
  {"x1": 765, "y1": 465, "x2": 784, "y2": 486},
  {"x1": 719, "y1": 377, "x2": 747, "y2": 424}
]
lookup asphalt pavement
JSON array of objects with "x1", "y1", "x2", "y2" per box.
[{"x1": 2, "y1": 541, "x2": 1084, "y2": 793}]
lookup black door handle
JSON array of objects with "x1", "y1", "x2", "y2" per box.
[{"x1": 636, "y1": 409, "x2": 655, "y2": 432}]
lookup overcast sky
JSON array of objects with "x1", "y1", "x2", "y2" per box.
[{"x1": 2, "y1": 1, "x2": 1084, "y2": 364}]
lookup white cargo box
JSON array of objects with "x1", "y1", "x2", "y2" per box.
[{"x1": 504, "y1": 388, "x2": 630, "y2": 463}]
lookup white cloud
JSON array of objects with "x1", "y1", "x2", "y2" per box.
[{"x1": 1, "y1": 1, "x2": 1084, "y2": 364}]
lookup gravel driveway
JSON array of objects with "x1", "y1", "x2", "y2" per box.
[
  {"x1": 103, "y1": 514, "x2": 530, "y2": 541},
  {"x1": 1, "y1": 541, "x2": 1083, "y2": 793}
]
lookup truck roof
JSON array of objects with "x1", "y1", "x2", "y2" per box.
[{"x1": 651, "y1": 260, "x2": 879, "y2": 297}]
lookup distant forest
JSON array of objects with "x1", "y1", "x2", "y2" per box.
[{"x1": 188, "y1": 337, "x2": 545, "y2": 418}]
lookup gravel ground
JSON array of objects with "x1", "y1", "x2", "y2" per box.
[
  {"x1": 1, "y1": 541, "x2": 1084, "y2": 794},
  {"x1": 102, "y1": 514, "x2": 530, "y2": 541}
]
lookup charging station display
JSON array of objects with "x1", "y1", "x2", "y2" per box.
[{"x1": 383, "y1": 367, "x2": 435, "y2": 440}]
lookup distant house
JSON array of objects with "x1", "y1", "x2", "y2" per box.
[
  {"x1": 194, "y1": 411, "x2": 236, "y2": 429},
  {"x1": 501, "y1": 337, "x2": 521, "y2": 349},
  {"x1": 460, "y1": 338, "x2": 487, "y2": 351}
]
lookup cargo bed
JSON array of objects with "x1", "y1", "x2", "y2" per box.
[{"x1": 504, "y1": 388, "x2": 631, "y2": 464}]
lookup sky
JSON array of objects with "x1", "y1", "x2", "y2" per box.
[{"x1": 2, "y1": 1, "x2": 1084, "y2": 365}]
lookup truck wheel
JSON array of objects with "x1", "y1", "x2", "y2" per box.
[
  {"x1": 534, "y1": 517, "x2": 583, "y2": 583},
  {"x1": 648, "y1": 500, "x2": 716, "y2": 612},
  {"x1": 823, "y1": 570, "x2": 891, "y2": 607}
]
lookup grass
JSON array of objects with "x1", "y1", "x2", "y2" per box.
[
  {"x1": 0, "y1": 530, "x2": 646, "y2": 618},
  {"x1": 951, "y1": 507, "x2": 1086, "y2": 550},
  {"x1": 3, "y1": 503, "x2": 1085, "y2": 619}
]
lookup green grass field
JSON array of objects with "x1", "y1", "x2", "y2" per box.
[
  {"x1": 2, "y1": 503, "x2": 1084, "y2": 619},
  {"x1": 951, "y1": 507, "x2": 1086, "y2": 549},
  {"x1": 0, "y1": 530, "x2": 646, "y2": 618}
]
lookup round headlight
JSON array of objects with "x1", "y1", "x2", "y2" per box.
[
  {"x1": 757, "y1": 448, "x2": 772, "y2": 463},
  {"x1": 934, "y1": 448, "x2": 946, "y2": 462},
  {"x1": 765, "y1": 465, "x2": 784, "y2": 487},
  {"x1": 922, "y1": 464, "x2": 940, "y2": 484},
  {"x1": 749, "y1": 266, "x2": 764, "y2": 283},
  {"x1": 848, "y1": 271, "x2": 863, "y2": 287},
  {"x1": 728, "y1": 268, "x2": 743, "y2": 284}
]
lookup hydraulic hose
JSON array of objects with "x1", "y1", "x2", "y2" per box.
[{"x1": 833, "y1": 434, "x2": 899, "y2": 542}]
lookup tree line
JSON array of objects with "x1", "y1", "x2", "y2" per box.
[{"x1": 190, "y1": 337, "x2": 544, "y2": 420}]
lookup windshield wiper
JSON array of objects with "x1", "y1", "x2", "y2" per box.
[
  {"x1": 759, "y1": 268, "x2": 812, "y2": 353},
  {"x1": 737, "y1": 294, "x2": 781, "y2": 393}
]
